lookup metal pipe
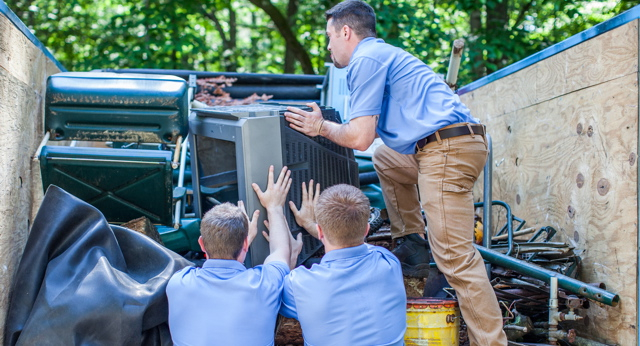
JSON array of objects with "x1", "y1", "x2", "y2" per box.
[
  {"x1": 445, "y1": 39, "x2": 465, "y2": 88},
  {"x1": 482, "y1": 134, "x2": 493, "y2": 275},
  {"x1": 491, "y1": 227, "x2": 535, "y2": 241},
  {"x1": 189, "y1": 133, "x2": 203, "y2": 218},
  {"x1": 172, "y1": 135, "x2": 182, "y2": 169},
  {"x1": 220, "y1": 85, "x2": 322, "y2": 100},
  {"x1": 174, "y1": 135, "x2": 189, "y2": 229},
  {"x1": 359, "y1": 171, "x2": 379, "y2": 185},
  {"x1": 534, "y1": 329, "x2": 613, "y2": 346},
  {"x1": 476, "y1": 245, "x2": 620, "y2": 306},
  {"x1": 476, "y1": 200, "x2": 514, "y2": 256},
  {"x1": 33, "y1": 132, "x2": 51, "y2": 161},
  {"x1": 549, "y1": 276, "x2": 559, "y2": 345},
  {"x1": 101, "y1": 68, "x2": 325, "y2": 85}
]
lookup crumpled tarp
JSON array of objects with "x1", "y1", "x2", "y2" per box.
[{"x1": 4, "y1": 185, "x2": 192, "y2": 345}]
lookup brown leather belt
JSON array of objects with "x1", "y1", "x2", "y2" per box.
[{"x1": 415, "y1": 124, "x2": 485, "y2": 152}]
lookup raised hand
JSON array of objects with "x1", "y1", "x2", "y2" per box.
[
  {"x1": 252, "y1": 166, "x2": 292, "y2": 211},
  {"x1": 289, "y1": 180, "x2": 321, "y2": 238},
  {"x1": 237, "y1": 200, "x2": 259, "y2": 245}
]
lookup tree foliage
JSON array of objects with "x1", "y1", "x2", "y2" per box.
[{"x1": 8, "y1": 0, "x2": 638, "y2": 83}]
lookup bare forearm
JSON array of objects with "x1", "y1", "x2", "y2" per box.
[
  {"x1": 265, "y1": 208, "x2": 291, "y2": 260},
  {"x1": 320, "y1": 121, "x2": 374, "y2": 151}
]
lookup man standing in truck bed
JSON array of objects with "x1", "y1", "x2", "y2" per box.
[{"x1": 284, "y1": 0, "x2": 507, "y2": 344}]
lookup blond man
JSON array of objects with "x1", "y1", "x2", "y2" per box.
[
  {"x1": 167, "y1": 166, "x2": 300, "y2": 345},
  {"x1": 282, "y1": 183, "x2": 406, "y2": 345}
]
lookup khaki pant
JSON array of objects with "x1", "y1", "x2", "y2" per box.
[{"x1": 373, "y1": 124, "x2": 507, "y2": 346}]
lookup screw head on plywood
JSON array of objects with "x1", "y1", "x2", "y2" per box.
[
  {"x1": 597, "y1": 178, "x2": 610, "y2": 196},
  {"x1": 576, "y1": 123, "x2": 583, "y2": 135},
  {"x1": 567, "y1": 205, "x2": 576, "y2": 218},
  {"x1": 576, "y1": 173, "x2": 584, "y2": 188},
  {"x1": 629, "y1": 153, "x2": 636, "y2": 166}
]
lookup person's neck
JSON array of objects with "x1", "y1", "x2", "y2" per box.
[{"x1": 323, "y1": 242, "x2": 364, "y2": 253}]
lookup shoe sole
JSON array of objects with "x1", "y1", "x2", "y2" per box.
[{"x1": 401, "y1": 263, "x2": 431, "y2": 278}]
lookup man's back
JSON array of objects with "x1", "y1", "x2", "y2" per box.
[
  {"x1": 167, "y1": 259, "x2": 289, "y2": 346},
  {"x1": 280, "y1": 243, "x2": 406, "y2": 346}
]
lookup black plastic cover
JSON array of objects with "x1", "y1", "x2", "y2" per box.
[{"x1": 4, "y1": 185, "x2": 191, "y2": 346}]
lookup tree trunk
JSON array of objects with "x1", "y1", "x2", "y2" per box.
[
  {"x1": 469, "y1": 8, "x2": 484, "y2": 78},
  {"x1": 248, "y1": 0, "x2": 315, "y2": 74},
  {"x1": 283, "y1": 0, "x2": 298, "y2": 73},
  {"x1": 486, "y1": 0, "x2": 509, "y2": 73},
  {"x1": 200, "y1": 1, "x2": 237, "y2": 71},
  {"x1": 226, "y1": 1, "x2": 238, "y2": 71}
]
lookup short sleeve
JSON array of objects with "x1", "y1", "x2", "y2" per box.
[
  {"x1": 279, "y1": 273, "x2": 298, "y2": 319},
  {"x1": 347, "y1": 57, "x2": 389, "y2": 120},
  {"x1": 261, "y1": 261, "x2": 290, "y2": 292}
]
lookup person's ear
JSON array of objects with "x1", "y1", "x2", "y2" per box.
[
  {"x1": 198, "y1": 236, "x2": 209, "y2": 259},
  {"x1": 316, "y1": 224, "x2": 325, "y2": 241},
  {"x1": 364, "y1": 223, "x2": 370, "y2": 239},
  {"x1": 243, "y1": 237, "x2": 249, "y2": 253},
  {"x1": 342, "y1": 25, "x2": 351, "y2": 39}
]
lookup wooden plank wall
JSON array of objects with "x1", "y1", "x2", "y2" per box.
[
  {"x1": 0, "y1": 13, "x2": 60, "y2": 341},
  {"x1": 460, "y1": 20, "x2": 638, "y2": 345}
]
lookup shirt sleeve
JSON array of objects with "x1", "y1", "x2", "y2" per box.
[
  {"x1": 279, "y1": 273, "x2": 298, "y2": 319},
  {"x1": 347, "y1": 56, "x2": 389, "y2": 120},
  {"x1": 261, "y1": 261, "x2": 290, "y2": 293}
]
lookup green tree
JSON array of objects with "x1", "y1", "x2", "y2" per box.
[{"x1": 8, "y1": 0, "x2": 638, "y2": 82}]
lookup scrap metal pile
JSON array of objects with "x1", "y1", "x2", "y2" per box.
[
  {"x1": 474, "y1": 204, "x2": 617, "y2": 346},
  {"x1": 364, "y1": 203, "x2": 619, "y2": 346}
]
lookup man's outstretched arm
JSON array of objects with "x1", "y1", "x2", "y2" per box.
[
  {"x1": 284, "y1": 102, "x2": 378, "y2": 152},
  {"x1": 252, "y1": 166, "x2": 292, "y2": 265}
]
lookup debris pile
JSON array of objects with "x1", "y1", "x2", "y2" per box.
[
  {"x1": 276, "y1": 204, "x2": 618, "y2": 345},
  {"x1": 194, "y1": 76, "x2": 273, "y2": 106}
]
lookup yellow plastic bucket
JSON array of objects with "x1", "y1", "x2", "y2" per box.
[{"x1": 405, "y1": 298, "x2": 460, "y2": 346}]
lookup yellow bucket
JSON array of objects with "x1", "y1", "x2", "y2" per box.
[{"x1": 405, "y1": 298, "x2": 460, "y2": 346}]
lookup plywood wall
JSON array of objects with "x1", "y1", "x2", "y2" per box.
[
  {"x1": 0, "y1": 13, "x2": 60, "y2": 341},
  {"x1": 460, "y1": 20, "x2": 638, "y2": 345}
]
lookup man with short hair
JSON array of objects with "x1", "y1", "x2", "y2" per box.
[
  {"x1": 166, "y1": 166, "x2": 300, "y2": 346},
  {"x1": 284, "y1": 182, "x2": 406, "y2": 345},
  {"x1": 284, "y1": 1, "x2": 507, "y2": 344}
]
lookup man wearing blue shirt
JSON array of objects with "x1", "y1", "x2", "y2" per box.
[
  {"x1": 166, "y1": 166, "x2": 301, "y2": 346},
  {"x1": 284, "y1": 1, "x2": 507, "y2": 344},
  {"x1": 285, "y1": 183, "x2": 406, "y2": 345}
]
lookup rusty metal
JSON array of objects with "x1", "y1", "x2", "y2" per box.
[
  {"x1": 477, "y1": 245, "x2": 620, "y2": 306},
  {"x1": 491, "y1": 227, "x2": 536, "y2": 241}
]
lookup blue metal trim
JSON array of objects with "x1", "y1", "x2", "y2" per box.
[
  {"x1": 0, "y1": 0, "x2": 66, "y2": 72},
  {"x1": 458, "y1": 4, "x2": 640, "y2": 95}
]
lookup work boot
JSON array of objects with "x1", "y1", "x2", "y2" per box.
[{"x1": 392, "y1": 233, "x2": 431, "y2": 278}]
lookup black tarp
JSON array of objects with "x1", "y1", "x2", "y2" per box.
[{"x1": 4, "y1": 185, "x2": 192, "y2": 345}]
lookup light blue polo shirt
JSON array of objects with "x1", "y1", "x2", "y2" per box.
[
  {"x1": 166, "y1": 259, "x2": 289, "y2": 346},
  {"x1": 347, "y1": 37, "x2": 479, "y2": 154},
  {"x1": 280, "y1": 243, "x2": 406, "y2": 346}
]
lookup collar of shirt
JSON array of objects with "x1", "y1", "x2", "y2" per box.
[
  {"x1": 202, "y1": 258, "x2": 247, "y2": 271},
  {"x1": 320, "y1": 243, "x2": 368, "y2": 263},
  {"x1": 350, "y1": 36, "x2": 382, "y2": 64}
]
